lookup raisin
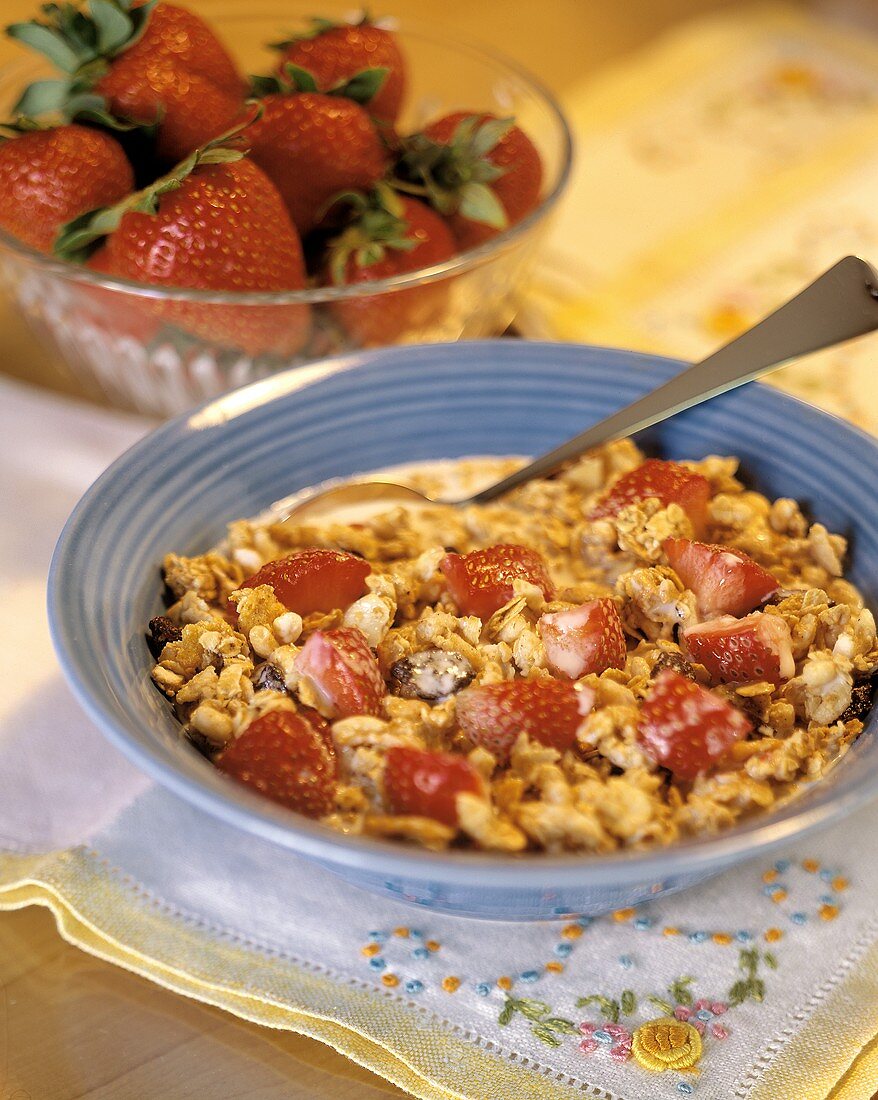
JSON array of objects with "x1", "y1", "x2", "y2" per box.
[
  {"x1": 147, "y1": 616, "x2": 182, "y2": 658},
  {"x1": 841, "y1": 678, "x2": 877, "y2": 724},
  {"x1": 254, "y1": 662, "x2": 288, "y2": 694},
  {"x1": 651, "y1": 650, "x2": 698, "y2": 682},
  {"x1": 390, "y1": 648, "x2": 475, "y2": 703}
]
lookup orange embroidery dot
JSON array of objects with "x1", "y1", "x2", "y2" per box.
[
  {"x1": 712, "y1": 933, "x2": 733, "y2": 945},
  {"x1": 393, "y1": 926, "x2": 410, "y2": 938},
  {"x1": 832, "y1": 876, "x2": 849, "y2": 892},
  {"x1": 762, "y1": 869, "x2": 778, "y2": 884},
  {"x1": 425, "y1": 940, "x2": 441, "y2": 953},
  {"x1": 442, "y1": 976, "x2": 461, "y2": 993},
  {"x1": 771, "y1": 889, "x2": 788, "y2": 904},
  {"x1": 497, "y1": 976, "x2": 513, "y2": 991},
  {"x1": 764, "y1": 927, "x2": 784, "y2": 942},
  {"x1": 802, "y1": 859, "x2": 820, "y2": 873},
  {"x1": 663, "y1": 926, "x2": 681, "y2": 937},
  {"x1": 562, "y1": 924, "x2": 583, "y2": 940},
  {"x1": 361, "y1": 943, "x2": 381, "y2": 957},
  {"x1": 819, "y1": 904, "x2": 840, "y2": 921},
  {"x1": 613, "y1": 908, "x2": 636, "y2": 923},
  {"x1": 382, "y1": 973, "x2": 400, "y2": 987},
  {"x1": 545, "y1": 961, "x2": 564, "y2": 973}
]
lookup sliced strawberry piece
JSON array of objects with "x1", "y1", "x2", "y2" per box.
[
  {"x1": 297, "y1": 705, "x2": 335, "y2": 754},
  {"x1": 239, "y1": 549, "x2": 370, "y2": 616},
  {"x1": 384, "y1": 746, "x2": 484, "y2": 827},
  {"x1": 455, "y1": 679, "x2": 594, "y2": 763},
  {"x1": 295, "y1": 626, "x2": 385, "y2": 718},
  {"x1": 539, "y1": 598, "x2": 627, "y2": 679},
  {"x1": 216, "y1": 711, "x2": 335, "y2": 816},
  {"x1": 683, "y1": 613, "x2": 795, "y2": 685},
  {"x1": 664, "y1": 538, "x2": 778, "y2": 617},
  {"x1": 638, "y1": 670, "x2": 751, "y2": 779},
  {"x1": 589, "y1": 459, "x2": 711, "y2": 536},
  {"x1": 441, "y1": 544, "x2": 553, "y2": 619}
]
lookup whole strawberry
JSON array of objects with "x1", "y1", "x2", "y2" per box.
[
  {"x1": 56, "y1": 134, "x2": 310, "y2": 356},
  {"x1": 323, "y1": 188, "x2": 456, "y2": 346},
  {"x1": 244, "y1": 90, "x2": 389, "y2": 234},
  {"x1": 0, "y1": 124, "x2": 133, "y2": 253},
  {"x1": 399, "y1": 112, "x2": 543, "y2": 250},
  {"x1": 8, "y1": 1, "x2": 245, "y2": 162},
  {"x1": 272, "y1": 15, "x2": 406, "y2": 126}
]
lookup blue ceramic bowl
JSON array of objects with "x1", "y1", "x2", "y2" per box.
[{"x1": 49, "y1": 341, "x2": 878, "y2": 920}]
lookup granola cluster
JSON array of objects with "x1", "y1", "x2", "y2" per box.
[{"x1": 149, "y1": 443, "x2": 876, "y2": 853}]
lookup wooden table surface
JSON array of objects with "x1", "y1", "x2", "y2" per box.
[{"x1": 0, "y1": 1, "x2": 756, "y2": 1096}]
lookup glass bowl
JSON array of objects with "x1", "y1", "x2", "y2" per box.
[{"x1": 0, "y1": 3, "x2": 572, "y2": 416}]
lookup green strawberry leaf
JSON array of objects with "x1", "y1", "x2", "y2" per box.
[
  {"x1": 457, "y1": 181, "x2": 507, "y2": 229},
  {"x1": 331, "y1": 66, "x2": 387, "y2": 105},
  {"x1": 470, "y1": 115, "x2": 514, "y2": 158},
  {"x1": 248, "y1": 72, "x2": 283, "y2": 97},
  {"x1": 280, "y1": 62, "x2": 318, "y2": 92},
  {"x1": 88, "y1": 0, "x2": 134, "y2": 54},
  {"x1": 6, "y1": 21, "x2": 83, "y2": 73},
  {"x1": 12, "y1": 78, "x2": 72, "y2": 117}
]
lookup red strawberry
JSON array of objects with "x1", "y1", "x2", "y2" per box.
[
  {"x1": 57, "y1": 139, "x2": 310, "y2": 357},
  {"x1": 441, "y1": 544, "x2": 553, "y2": 620},
  {"x1": 455, "y1": 679, "x2": 594, "y2": 763},
  {"x1": 589, "y1": 459, "x2": 711, "y2": 536},
  {"x1": 216, "y1": 710, "x2": 335, "y2": 816},
  {"x1": 0, "y1": 125, "x2": 133, "y2": 254},
  {"x1": 384, "y1": 746, "x2": 483, "y2": 827},
  {"x1": 8, "y1": 2, "x2": 245, "y2": 163},
  {"x1": 400, "y1": 112, "x2": 543, "y2": 250},
  {"x1": 324, "y1": 189, "x2": 456, "y2": 346},
  {"x1": 664, "y1": 538, "x2": 778, "y2": 617},
  {"x1": 638, "y1": 670, "x2": 751, "y2": 780},
  {"x1": 273, "y1": 16, "x2": 406, "y2": 125},
  {"x1": 295, "y1": 626, "x2": 385, "y2": 718},
  {"x1": 238, "y1": 549, "x2": 370, "y2": 617},
  {"x1": 683, "y1": 613, "x2": 795, "y2": 685},
  {"x1": 244, "y1": 93, "x2": 388, "y2": 234},
  {"x1": 538, "y1": 598, "x2": 627, "y2": 679}
]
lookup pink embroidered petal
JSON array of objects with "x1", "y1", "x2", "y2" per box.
[
  {"x1": 692, "y1": 1020, "x2": 706, "y2": 1035},
  {"x1": 712, "y1": 1002, "x2": 728, "y2": 1016},
  {"x1": 610, "y1": 1044, "x2": 631, "y2": 1062},
  {"x1": 579, "y1": 1038, "x2": 599, "y2": 1054},
  {"x1": 604, "y1": 1024, "x2": 627, "y2": 1038},
  {"x1": 579, "y1": 1022, "x2": 597, "y2": 1035},
  {"x1": 694, "y1": 998, "x2": 711, "y2": 1011},
  {"x1": 711, "y1": 1023, "x2": 729, "y2": 1039},
  {"x1": 674, "y1": 1005, "x2": 692, "y2": 1021}
]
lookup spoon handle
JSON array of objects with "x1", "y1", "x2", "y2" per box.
[{"x1": 467, "y1": 255, "x2": 878, "y2": 505}]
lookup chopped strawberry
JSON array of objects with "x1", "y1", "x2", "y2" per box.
[
  {"x1": 384, "y1": 746, "x2": 483, "y2": 827},
  {"x1": 664, "y1": 538, "x2": 778, "y2": 617},
  {"x1": 295, "y1": 626, "x2": 385, "y2": 718},
  {"x1": 297, "y1": 705, "x2": 335, "y2": 754},
  {"x1": 216, "y1": 711, "x2": 335, "y2": 816},
  {"x1": 239, "y1": 549, "x2": 370, "y2": 617},
  {"x1": 638, "y1": 670, "x2": 751, "y2": 779},
  {"x1": 539, "y1": 598, "x2": 627, "y2": 679},
  {"x1": 683, "y1": 613, "x2": 795, "y2": 685},
  {"x1": 441, "y1": 544, "x2": 553, "y2": 619},
  {"x1": 589, "y1": 459, "x2": 711, "y2": 536},
  {"x1": 455, "y1": 679, "x2": 594, "y2": 763}
]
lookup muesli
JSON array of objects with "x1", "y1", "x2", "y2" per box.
[{"x1": 148, "y1": 442, "x2": 877, "y2": 853}]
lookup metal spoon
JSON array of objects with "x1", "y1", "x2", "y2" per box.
[{"x1": 274, "y1": 255, "x2": 878, "y2": 522}]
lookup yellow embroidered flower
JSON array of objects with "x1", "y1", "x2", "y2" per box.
[{"x1": 631, "y1": 1018, "x2": 702, "y2": 1073}]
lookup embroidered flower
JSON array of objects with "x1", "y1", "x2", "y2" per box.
[
  {"x1": 579, "y1": 1021, "x2": 632, "y2": 1061},
  {"x1": 631, "y1": 1017, "x2": 702, "y2": 1073}
]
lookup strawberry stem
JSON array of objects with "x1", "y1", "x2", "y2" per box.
[{"x1": 325, "y1": 183, "x2": 415, "y2": 286}]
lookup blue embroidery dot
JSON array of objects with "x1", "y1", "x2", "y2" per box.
[
  {"x1": 578, "y1": 916, "x2": 594, "y2": 928},
  {"x1": 412, "y1": 947, "x2": 430, "y2": 960},
  {"x1": 475, "y1": 982, "x2": 491, "y2": 997},
  {"x1": 369, "y1": 957, "x2": 386, "y2": 971},
  {"x1": 695, "y1": 1009, "x2": 712, "y2": 1022},
  {"x1": 774, "y1": 859, "x2": 791, "y2": 873},
  {"x1": 520, "y1": 970, "x2": 541, "y2": 983},
  {"x1": 762, "y1": 883, "x2": 780, "y2": 897},
  {"x1": 619, "y1": 954, "x2": 633, "y2": 970},
  {"x1": 735, "y1": 930, "x2": 753, "y2": 943},
  {"x1": 593, "y1": 1030, "x2": 613, "y2": 1045},
  {"x1": 552, "y1": 905, "x2": 570, "y2": 915},
  {"x1": 820, "y1": 895, "x2": 836, "y2": 906},
  {"x1": 409, "y1": 929, "x2": 425, "y2": 940},
  {"x1": 819, "y1": 869, "x2": 834, "y2": 883},
  {"x1": 633, "y1": 917, "x2": 653, "y2": 931},
  {"x1": 677, "y1": 1082, "x2": 695, "y2": 1096},
  {"x1": 688, "y1": 931, "x2": 708, "y2": 944},
  {"x1": 554, "y1": 943, "x2": 573, "y2": 958},
  {"x1": 790, "y1": 912, "x2": 807, "y2": 925},
  {"x1": 368, "y1": 931, "x2": 388, "y2": 943},
  {"x1": 405, "y1": 979, "x2": 424, "y2": 994}
]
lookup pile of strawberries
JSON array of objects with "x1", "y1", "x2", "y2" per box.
[{"x1": 0, "y1": 1, "x2": 544, "y2": 356}]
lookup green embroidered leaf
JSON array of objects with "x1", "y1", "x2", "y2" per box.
[
  {"x1": 514, "y1": 998, "x2": 551, "y2": 1022},
  {"x1": 764, "y1": 951, "x2": 778, "y2": 970},
  {"x1": 530, "y1": 1023, "x2": 564, "y2": 1047},
  {"x1": 574, "y1": 995, "x2": 619, "y2": 1023},
  {"x1": 542, "y1": 1017, "x2": 579, "y2": 1035},
  {"x1": 498, "y1": 998, "x2": 515, "y2": 1027},
  {"x1": 620, "y1": 990, "x2": 637, "y2": 1016},
  {"x1": 647, "y1": 995, "x2": 674, "y2": 1015},
  {"x1": 668, "y1": 976, "x2": 695, "y2": 1006}
]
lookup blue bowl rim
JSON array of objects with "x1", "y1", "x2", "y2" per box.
[{"x1": 48, "y1": 340, "x2": 878, "y2": 888}]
